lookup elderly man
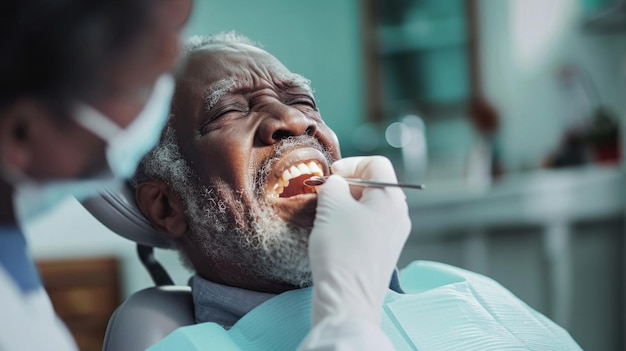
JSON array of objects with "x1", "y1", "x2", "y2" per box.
[{"x1": 132, "y1": 33, "x2": 582, "y2": 350}]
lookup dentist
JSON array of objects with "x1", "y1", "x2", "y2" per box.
[{"x1": 0, "y1": 0, "x2": 192, "y2": 349}]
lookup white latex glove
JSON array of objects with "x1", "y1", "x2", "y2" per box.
[{"x1": 308, "y1": 156, "x2": 411, "y2": 326}]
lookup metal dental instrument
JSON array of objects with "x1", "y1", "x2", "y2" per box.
[{"x1": 303, "y1": 176, "x2": 425, "y2": 190}]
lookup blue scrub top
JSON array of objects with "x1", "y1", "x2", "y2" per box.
[{"x1": 0, "y1": 225, "x2": 42, "y2": 293}]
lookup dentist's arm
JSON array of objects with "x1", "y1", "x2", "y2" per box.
[{"x1": 298, "y1": 156, "x2": 411, "y2": 351}]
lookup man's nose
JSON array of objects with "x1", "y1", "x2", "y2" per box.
[{"x1": 257, "y1": 104, "x2": 317, "y2": 144}]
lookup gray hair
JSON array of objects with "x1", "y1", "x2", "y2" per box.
[
  {"x1": 183, "y1": 31, "x2": 262, "y2": 54},
  {"x1": 130, "y1": 125, "x2": 192, "y2": 193},
  {"x1": 130, "y1": 125, "x2": 197, "y2": 268}
]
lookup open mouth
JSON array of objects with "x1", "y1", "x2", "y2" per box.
[
  {"x1": 264, "y1": 148, "x2": 331, "y2": 227},
  {"x1": 273, "y1": 160, "x2": 324, "y2": 197},
  {"x1": 265, "y1": 148, "x2": 330, "y2": 199}
]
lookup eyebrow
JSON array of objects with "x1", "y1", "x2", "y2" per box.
[
  {"x1": 203, "y1": 78, "x2": 237, "y2": 111},
  {"x1": 280, "y1": 73, "x2": 313, "y2": 93},
  {"x1": 202, "y1": 74, "x2": 313, "y2": 112}
]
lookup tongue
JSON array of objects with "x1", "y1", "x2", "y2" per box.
[{"x1": 280, "y1": 174, "x2": 316, "y2": 198}]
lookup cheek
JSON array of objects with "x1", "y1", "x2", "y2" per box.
[
  {"x1": 317, "y1": 125, "x2": 341, "y2": 160},
  {"x1": 191, "y1": 136, "x2": 254, "y2": 189}
]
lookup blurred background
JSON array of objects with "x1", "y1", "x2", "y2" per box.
[{"x1": 23, "y1": 0, "x2": 625, "y2": 350}]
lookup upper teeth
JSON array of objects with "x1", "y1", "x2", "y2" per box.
[{"x1": 273, "y1": 161, "x2": 324, "y2": 196}]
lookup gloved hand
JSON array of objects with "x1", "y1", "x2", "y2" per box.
[{"x1": 308, "y1": 156, "x2": 411, "y2": 326}]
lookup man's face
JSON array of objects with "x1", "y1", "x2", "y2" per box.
[{"x1": 170, "y1": 42, "x2": 341, "y2": 291}]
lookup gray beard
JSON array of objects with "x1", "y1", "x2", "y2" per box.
[
  {"x1": 184, "y1": 182, "x2": 312, "y2": 288},
  {"x1": 180, "y1": 136, "x2": 332, "y2": 288}
]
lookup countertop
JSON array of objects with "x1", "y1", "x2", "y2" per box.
[{"x1": 406, "y1": 165, "x2": 625, "y2": 235}]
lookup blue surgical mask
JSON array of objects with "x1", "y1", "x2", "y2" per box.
[{"x1": 10, "y1": 74, "x2": 175, "y2": 224}]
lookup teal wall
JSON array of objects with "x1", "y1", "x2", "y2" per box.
[{"x1": 183, "y1": 1, "x2": 365, "y2": 154}]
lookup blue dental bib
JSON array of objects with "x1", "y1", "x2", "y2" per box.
[{"x1": 149, "y1": 261, "x2": 581, "y2": 350}]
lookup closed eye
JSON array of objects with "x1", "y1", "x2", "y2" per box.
[
  {"x1": 201, "y1": 103, "x2": 249, "y2": 134},
  {"x1": 287, "y1": 95, "x2": 316, "y2": 109},
  {"x1": 209, "y1": 103, "x2": 249, "y2": 121}
]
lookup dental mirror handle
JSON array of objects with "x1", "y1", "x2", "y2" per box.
[{"x1": 303, "y1": 176, "x2": 425, "y2": 190}]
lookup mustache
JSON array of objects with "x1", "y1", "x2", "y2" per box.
[{"x1": 254, "y1": 135, "x2": 332, "y2": 195}]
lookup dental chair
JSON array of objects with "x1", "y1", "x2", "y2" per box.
[
  {"x1": 81, "y1": 184, "x2": 196, "y2": 351},
  {"x1": 82, "y1": 184, "x2": 407, "y2": 350}
]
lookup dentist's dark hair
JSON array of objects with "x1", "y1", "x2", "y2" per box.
[{"x1": 0, "y1": 0, "x2": 154, "y2": 119}]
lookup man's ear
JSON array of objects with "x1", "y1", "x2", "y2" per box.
[
  {"x1": 135, "y1": 180, "x2": 189, "y2": 239},
  {"x1": 0, "y1": 99, "x2": 50, "y2": 174}
]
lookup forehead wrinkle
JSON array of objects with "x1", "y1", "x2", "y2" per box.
[
  {"x1": 202, "y1": 72, "x2": 313, "y2": 113},
  {"x1": 203, "y1": 78, "x2": 237, "y2": 111},
  {"x1": 247, "y1": 59, "x2": 312, "y2": 94}
]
